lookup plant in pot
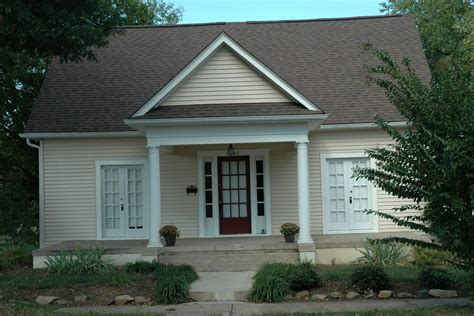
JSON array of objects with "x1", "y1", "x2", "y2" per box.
[
  {"x1": 280, "y1": 223, "x2": 299, "y2": 243},
  {"x1": 159, "y1": 225, "x2": 180, "y2": 246}
]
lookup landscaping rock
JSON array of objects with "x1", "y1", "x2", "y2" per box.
[
  {"x1": 295, "y1": 290, "x2": 310, "y2": 301},
  {"x1": 346, "y1": 291, "x2": 361, "y2": 299},
  {"x1": 311, "y1": 293, "x2": 327, "y2": 301},
  {"x1": 114, "y1": 295, "x2": 134, "y2": 305},
  {"x1": 35, "y1": 296, "x2": 58, "y2": 305},
  {"x1": 418, "y1": 289, "x2": 430, "y2": 298},
  {"x1": 396, "y1": 292, "x2": 414, "y2": 299},
  {"x1": 329, "y1": 291, "x2": 342, "y2": 299},
  {"x1": 428, "y1": 289, "x2": 458, "y2": 298},
  {"x1": 55, "y1": 300, "x2": 71, "y2": 305},
  {"x1": 378, "y1": 290, "x2": 393, "y2": 299},
  {"x1": 283, "y1": 294, "x2": 293, "y2": 301},
  {"x1": 99, "y1": 298, "x2": 115, "y2": 306},
  {"x1": 73, "y1": 295, "x2": 87, "y2": 303},
  {"x1": 134, "y1": 296, "x2": 152, "y2": 305}
]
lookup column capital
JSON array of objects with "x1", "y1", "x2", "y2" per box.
[
  {"x1": 295, "y1": 140, "x2": 309, "y2": 146},
  {"x1": 147, "y1": 145, "x2": 160, "y2": 153}
]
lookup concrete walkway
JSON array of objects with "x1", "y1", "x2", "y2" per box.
[
  {"x1": 57, "y1": 298, "x2": 473, "y2": 315},
  {"x1": 190, "y1": 272, "x2": 255, "y2": 301}
]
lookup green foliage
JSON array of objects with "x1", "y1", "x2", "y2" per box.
[
  {"x1": 125, "y1": 260, "x2": 159, "y2": 273},
  {"x1": 153, "y1": 263, "x2": 197, "y2": 304},
  {"x1": 111, "y1": 271, "x2": 133, "y2": 286},
  {"x1": 248, "y1": 273, "x2": 289, "y2": 303},
  {"x1": 0, "y1": 244, "x2": 35, "y2": 270},
  {"x1": 355, "y1": 238, "x2": 407, "y2": 266},
  {"x1": 355, "y1": 43, "x2": 473, "y2": 269},
  {"x1": 0, "y1": 0, "x2": 183, "y2": 245},
  {"x1": 413, "y1": 246, "x2": 455, "y2": 266},
  {"x1": 469, "y1": 269, "x2": 474, "y2": 299},
  {"x1": 287, "y1": 262, "x2": 322, "y2": 291},
  {"x1": 418, "y1": 266, "x2": 455, "y2": 289},
  {"x1": 45, "y1": 247, "x2": 112, "y2": 274},
  {"x1": 351, "y1": 265, "x2": 391, "y2": 292}
]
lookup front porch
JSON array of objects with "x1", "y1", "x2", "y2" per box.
[{"x1": 32, "y1": 232, "x2": 426, "y2": 270}]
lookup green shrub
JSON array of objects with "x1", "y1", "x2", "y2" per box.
[
  {"x1": 418, "y1": 266, "x2": 455, "y2": 289},
  {"x1": 125, "y1": 260, "x2": 159, "y2": 273},
  {"x1": 287, "y1": 262, "x2": 322, "y2": 291},
  {"x1": 355, "y1": 238, "x2": 407, "y2": 266},
  {"x1": 45, "y1": 247, "x2": 112, "y2": 274},
  {"x1": 0, "y1": 244, "x2": 35, "y2": 270},
  {"x1": 351, "y1": 265, "x2": 391, "y2": 292},
  {"x1": 248, "y1": 273, "x2": 289, "y2": 303},
  {"x1": 153, "y1": 262, "x2": 198, "y2": 304},
  {"x1": 413, "y1": 246, "x2": 454, "y2": 266},
  {"x1": 469, "y1": 269, "x2": 474, "y2": 299},
  {"x1": 112, "y1": 271, "x2": 133, "y2": 286}
]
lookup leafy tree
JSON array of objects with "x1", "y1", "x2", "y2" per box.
[
  {"x1": 355, "y1": 43, "x2": 473, "y2": 268},
  {"x1": 0, "y1": 0, "x2": 183, "y2": 244},
  {"x1": 380, "y1": 0, "x2": 473, "y2": 74}
]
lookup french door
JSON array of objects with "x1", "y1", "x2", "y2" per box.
[
  {"x1": 325, "y1": 158, "x2": 374, "y2": 232},
  {"x1": 218, "y1": 156, "x2": 252, "y2": 234},
  {"x1": 101, "y1": 165, "x2": 146, "y2": 238}
]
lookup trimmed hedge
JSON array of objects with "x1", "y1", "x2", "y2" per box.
[
  {"x1": 351, "y1": 265, "x2": 391, "y2": 292},
  {"x1": 418, "y1": 266, "x2": 455, "y2": 289}
]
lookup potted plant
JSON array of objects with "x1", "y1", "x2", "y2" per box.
[
  {"x1": 159, "y1": 225, "x2": 180, "y2": 246},
  {"x1": 280, "y1": 223, "x2": 300, "y2": 243}
]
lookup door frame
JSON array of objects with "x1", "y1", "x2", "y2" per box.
[
  {"x1": 320, "y1": 152, "x2": 379, "y2": 235},
  {"x1": 197, "y1": 149, "x2": 271, "y2": 237},
  {"x1": 95, "y1": 160, "x2": 149, "y2": 240}
]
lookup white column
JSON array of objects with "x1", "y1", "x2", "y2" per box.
[
  {"x1": 147, "y1": 146, "x2": 163, "y2": 248},
  {"x1": 297, "y1": 141, "x2": 313, "y2": 244}
]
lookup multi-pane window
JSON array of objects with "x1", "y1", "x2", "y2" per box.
[
  {"x1": 204, "y1": 162, "x2": 213, "y2": 218},
  {"x1": 256, "y1": 160, "x2": 265, "y2": 216},
  {"x1": 328, "y1": 160, "x2": 346, "y2": 223},
  {"x1": 104, "y1": 167, "x2": 121, "y2": 229},
  {"x1": 127, "y1": 167, "x2": 143, "y2": 229},
  {"x1": 221, "y1": 159, "x2": 248, "y2": 218}
]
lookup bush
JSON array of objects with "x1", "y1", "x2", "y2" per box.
[
  {"x1": 418, "y1": 266, "x2": 455, "y2": 289},
  {"x1": 355, "y1": 238, "x2": 407, "y2": 266},
  {"x1": 155, "y1": 263, "x2": 198, "y2": 284},
  {"x1": 469, "y1": 269, "x2": 474, "y2": 299},
  {"x1": 413, "y1": 247, "x2": 454, "y2": 266},
  {"x1": 288, "y1": 262, "x2": 322, "y2": 291},
  {"x1": 0, "y1": 244, "x2": 35, "y2": 270},
  {"x1": 248, "y1": 273, "x2": 289, "y2": 303},
  {"x1": 125, "y1": 260, "x2": 159, "y2": 274},
  {"x1": 45, "y1": 247, "x2": 112, "y2": 274},
  {"x1": 154, "y1": 273, "x2": 190, "y2": 305},
  {"x1": 351, "y1": 265, "x2": 391, "y2": 292}
]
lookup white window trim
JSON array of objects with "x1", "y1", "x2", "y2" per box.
[
  {"x1": 95, "y1": 160, "x2": 149, "y2": 240},
  {"x1": 197, "y1": 149, "x2": 271, "y2": 237},
  {"x1": 132, "y1": 32, "x2": 320, "y2": 117},
  {"x1": 320, "y1": 152, "x2": 379, "y2": 235}
]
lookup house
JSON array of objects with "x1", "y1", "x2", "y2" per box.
[{"x1": 22, "y1": 15, "x2": 431, "y2": 270}]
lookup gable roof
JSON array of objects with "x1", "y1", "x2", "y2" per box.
[{"x1": 25, "y1": 14, "x2": 430, "y2": 133}]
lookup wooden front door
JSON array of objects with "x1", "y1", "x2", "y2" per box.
[{"x1": 218, "y1": 156, "x2": 252, "y2": 234}]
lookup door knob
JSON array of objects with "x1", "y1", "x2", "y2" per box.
[
  {"x1": 121, "y1": 203, "x2": 124, "y2": 211},
  {"x1": 349, "y1": 197, "x2": 352, "y2": 204}
]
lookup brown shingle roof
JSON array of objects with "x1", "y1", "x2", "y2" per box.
[{"x1": 25, "y1": 15, "x2": 430, "y2": 133}]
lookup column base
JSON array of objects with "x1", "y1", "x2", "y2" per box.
[
  {"x1": 298, "y1": 242, "x2": 316, "y2": 263},
  {"x1": 147, "y1": 240, "x2": 163, "y2": 248}
]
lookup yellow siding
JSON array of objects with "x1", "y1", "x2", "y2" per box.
[{"x1": 160, "y1": 46, "x2": 291, "y2": 106}]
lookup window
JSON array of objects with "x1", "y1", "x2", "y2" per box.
[
  {"x1": 204, "y1": 162, "x2": 213, "y2": 218},
  {"x1": 256, "y1": 160, "x2": 265, "y2": 216}
]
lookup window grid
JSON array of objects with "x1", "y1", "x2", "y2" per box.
[
  {"x1": 256, "y1": 160, "x2": 265, "y2": 216},
  {"x1": 221, "y1": 160, "x2": 247, "y2": 218},
  {"x1": 127, "y1": 167, "x2": 143, "y2": 229},
  {"x1": 204, "y1": 162, "x2": 213, "y2": 218},
  {"x1": 104, "y1": 167, "x2": 121, "y2": 230}
]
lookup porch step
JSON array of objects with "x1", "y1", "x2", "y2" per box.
[
  {"x1": 157, "y1": 248, "x2": 299, "y2": 272},
  {"x1": 189, "y1": 271, "x2": 254, "y2": 301}
]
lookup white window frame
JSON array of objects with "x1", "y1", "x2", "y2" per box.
[
  {"x1": 95, "y1": 160, "x2": 149, "y2": 240},
  {"x1": 320, "y1": 152, "x2": 379, "y2": 234},
  {"x1": 197, "y1": 149, "x2": 271, "y2": 237}
]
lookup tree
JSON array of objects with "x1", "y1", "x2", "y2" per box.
[
  {"x1": 380, "y1": 0, "x2": 472, "y2": 74},
  {"x1": 0, "y1": 0, "x2": 183, "y2": 243},
  {"x1": 354, "y1": 43, "x2": 473, "y2": 268}
]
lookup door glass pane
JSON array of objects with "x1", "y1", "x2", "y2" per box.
[
  {"x1": 327, "y1": 160, "x2": 346, "y2": 224},
  {"x1": 103, "y1": 167, "x2": 121, "y2": 232},
  {"x1": 126, "y1": 167, "x2": 144, "y2": 230},
  {"x1": 231, "y1": 204, "x2": 239, "y2": 217},
  {"x1": 223, "y1": 204, "x2": 230, "y2": 218},
  {"x1": 239, "y1": 204, "x2": 247, "y2": 217},
  {"x1": 351, "y1": 159, "x2": 370, "y2": 223}
]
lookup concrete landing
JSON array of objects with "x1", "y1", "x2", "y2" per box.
[{"x1": 190, "y1": 272, "x2": 254, "y2": 301}]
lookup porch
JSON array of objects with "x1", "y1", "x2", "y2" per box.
[{"x1": 32, "y1": 232, "x2": 426, "y2": 270}]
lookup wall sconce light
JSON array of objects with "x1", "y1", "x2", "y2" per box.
[
  {"x1": 186, "y1": 185, "x2": 198, "y2": 195},
  {"x1": 227, "y1": 144, "x2": 238, "y2": 156}
]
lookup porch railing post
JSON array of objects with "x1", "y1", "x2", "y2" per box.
[{"x1": 147, "y1": 145, "x2": 163, "y2": 248}]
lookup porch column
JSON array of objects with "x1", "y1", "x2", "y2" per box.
[
  {"x1": 147, "y1": 145, "x2": 163, "y2": 248},
  {"x1": 296, "y1": 141, "x2": 315, "y2": 262}
]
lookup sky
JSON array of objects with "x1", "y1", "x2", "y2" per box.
[{"x1": 174, "y1": 0, "x2": 383, "y2": 24}]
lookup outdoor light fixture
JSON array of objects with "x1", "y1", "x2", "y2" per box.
[
  {"x1": 186, "y1": 185, "x2": 198, "y2": 195},
  {"x1": 227, "y1": 144, "x2": 238, "y2": 156}
]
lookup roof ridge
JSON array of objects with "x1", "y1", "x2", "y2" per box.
[{"x1": 122, "y1": 14, "x2": 404, "y2": 29}]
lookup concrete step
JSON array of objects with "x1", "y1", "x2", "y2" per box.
[
  {"x1": 157, "y1": 251, "x2": 299, "y2": 272},
  {"x1": 189, "y1": 272, "x2": 254, "y2": 301}
]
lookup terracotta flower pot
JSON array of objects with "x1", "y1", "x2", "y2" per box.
[
  {"x1": 164, "y1": 235, "x2": 176, "y2": 246},
  {"x1": 284, "y1": 234, "x2": 295, "y2": 243}
]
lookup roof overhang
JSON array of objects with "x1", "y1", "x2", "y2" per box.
[
  {"x1": 132, "y1": 32, "x2": 321, "y2": 117},
  {"x1": 19, "y1": 131, "x2": 144, "y2": 140}
]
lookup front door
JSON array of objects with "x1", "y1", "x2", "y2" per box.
[
  {"x1": 218, "y1": 156, "x2": 252, "y2": 234},
  {"x1": 102, "y1": 165, "x2": 146, "y2": 238},
  {"x1": 325, "y1": 158, "x2": 374, "y2": 232}
]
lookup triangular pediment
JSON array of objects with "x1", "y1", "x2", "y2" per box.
[{"x1": 133, "y1": 33, "x2": 319, "y2": 117}]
